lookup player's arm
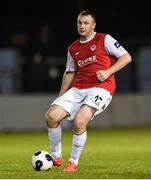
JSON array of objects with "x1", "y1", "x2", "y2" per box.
[
  {"x1": 108, "y1": 52, "x2": 131, "y2": 74},
  {"x1": 59, "y1": 71, "x2": 75, "y2": 96},
  {"x1": 97, "y1": 53, "x2": 131, "y2": 81},
  {"x1": 97, "y1": 34, "x2": 132, "y2": 82},
  {"x1": 59, "y1": 50, "x2": 77, "y2": 96}
]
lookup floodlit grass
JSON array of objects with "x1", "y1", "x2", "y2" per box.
[{"x1": 0, "y1": 126, "x2": 151, "y2": 179}]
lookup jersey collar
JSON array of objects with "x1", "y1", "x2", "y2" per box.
[{"x1": 80, "y1": 32, "x2": 96, "y2": 44}]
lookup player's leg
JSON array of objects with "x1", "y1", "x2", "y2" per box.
[
  {"x1": 64, "y1": 88, "x2": 112, "y2": 172},
  {"x1": 71, "y1": 88, "x2": 112, "y2": 165},
  {"x1": 45, "y1": 104, "x2": 68, "y2": 128},
  {"x1": 64, "y1": 104, "x2": 95, "y2": 172},
  {"x1": 45, "y1": 87, "x2": 85, "y2": 167},
  {"x1": 45, "y1": 105, "x2": 68, "y2": 167}
]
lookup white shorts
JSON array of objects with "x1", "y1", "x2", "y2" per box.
[{"x1": 51, "y1": 87, "x2": 112, "y2": 120}]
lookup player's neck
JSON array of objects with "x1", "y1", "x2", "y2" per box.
[{"x1": 80, "y1": 31, "x2": 96, "y2": 43}]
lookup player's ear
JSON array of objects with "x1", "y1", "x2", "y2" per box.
[{"x1": 93, "y1": 22, "x2": 96, "y2": 29}]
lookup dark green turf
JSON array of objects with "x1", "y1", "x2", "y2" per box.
[{"x1": 0, "y1": 126, "x2": 151, "y2": 179}]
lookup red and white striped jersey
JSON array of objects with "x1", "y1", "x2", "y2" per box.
[{"x1": 66, "y1": 32, "x2": 127, "y2": 95}]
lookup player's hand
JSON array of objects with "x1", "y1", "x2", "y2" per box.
[{"x1": 96, "y1": 69, "x2": 111, "y2": 82}]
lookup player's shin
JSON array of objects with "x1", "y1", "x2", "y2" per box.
[
  {"x1": 48, "y1": 125, "x2": 62, "y2": 160},
  {"x1": 69, "y1": 131, "x2": 87, "y2": 165}
]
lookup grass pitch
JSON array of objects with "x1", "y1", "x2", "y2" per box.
[{"x1": 0, "y1": 126, "x2": 151, "y2": 179}]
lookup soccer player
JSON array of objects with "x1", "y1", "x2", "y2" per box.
[{"x1": 45, "y1": 10, "x2": 132, "y2": 172}]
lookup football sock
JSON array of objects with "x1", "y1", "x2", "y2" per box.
[
  {"x1": 69, "y1": 131, "x2": 87, "y2": 165},
  {"x1": 48, "y1": 125, "x2": 62, "y2": 160}
]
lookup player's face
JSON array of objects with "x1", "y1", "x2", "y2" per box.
[{"x1": 77, "y1": 15, "x2": 96, "y2": 38}]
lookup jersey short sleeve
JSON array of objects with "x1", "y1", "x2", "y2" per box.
[
  {"x1": 66, "y1": 50, "x2": 77, "y2": 72},
  {"x1": 105, "y1": 34, "x2": 128, "y2": 58}
]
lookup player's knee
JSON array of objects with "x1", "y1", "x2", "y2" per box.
[
  {"x1": 44, "y1": 110, "x2": 59, "y2": 126},
  {"x1": 73, "y1": 118, "x2": 86, "y2": 134}
]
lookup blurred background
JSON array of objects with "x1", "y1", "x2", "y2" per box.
[{"x1": 0, "y1": 0, "x2": 151, "y2": 131}]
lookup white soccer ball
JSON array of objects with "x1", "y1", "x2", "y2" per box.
[{"x1": 31, "y1": 150, "x2": 53, "y2": 171}]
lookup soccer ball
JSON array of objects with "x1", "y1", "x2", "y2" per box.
[{"x1": 31, "y1": 150, "x2": 53, "y2": 171}]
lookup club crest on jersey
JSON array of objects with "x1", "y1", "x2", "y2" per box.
[
  {"x1": 90, "y1": 44, "x2": 96, "y2": 51},
  {"x1": 77, "y1": 55, "x2": 96, "y2": 67},
  {"x1": 74, "y1": 52, "x2": 80, "y2": 56}
]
